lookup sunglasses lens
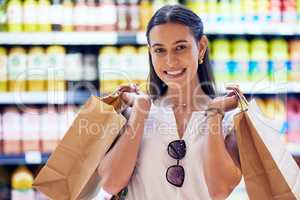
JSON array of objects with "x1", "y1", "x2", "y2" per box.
[
  {"x1": 168, "y1": 140, "x2": 186, "y2": 160},
  {"x1": 166, "y1": 165, "x2": 185, "y2": 187}
]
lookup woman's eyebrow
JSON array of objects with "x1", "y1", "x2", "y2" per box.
[{"x1": 151, "y1": 40, "x2": 188, "y2": 48}]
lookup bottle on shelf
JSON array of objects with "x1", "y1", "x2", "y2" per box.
[
  {"x1": 7, "y1": 0, "x2": 23, "y2": 32},
  {"x1": 7, "y1": 47, "x2": 27, "y2": 91},
  {"x1": 211, "y1": 37, "x2": 231, "y2": 83},
  {"x1": 98, "y1": 0, "x2": 117, "y2": 31},
  {"x1": 73, "y1": 0, "x2": 88, "y2": 31},
  {"x1": 0, "y1": 0, "x2": 7, "y2": 31},
  {"x1": 289, "y1": 39, "x2": 300, "y2": 81},
  {"x1": 2, "y1": 107, "x2": 22, "y2": 155},
  {"x1": 41, "y1": 106, "x2": 60, "y2": 153},
  {"x1": 82, "y1": 50, "x2": 97, "y2": 82},
  {"x1": 98, "y1": 46, "x2": 119, "y2": 93},
  {"x1": 11, "y1": 166, "x2": 35, "y2": 200},
  {"x1": 128, "y1": 0, "x2": 140, "y2": 31},
  {"x1": 65, "y1": 47, "x2": 83, "y2": 90},
  {"x1": 186, "y1": 0, "x2": 207, "y2": 24},
  {"x1": 27, "y1": 47, "x2": 47, "y2": 91},
  {"x1": 0, "y1": 47, "x2": 7, "y2": 92},
  {"x1": 136, "y1": 46, "x2": 149, "y2": 92},
  {"x1": 231, "y1": 38, "x2": 249, "y2": 81},
  {"x1": 139, "y1": 0, "x2": 153, "y2": 31},
  {"x1": 23, "y1": 0, "x2": 38, "y2": 32},
  {"x1": 269, "y1": 38, "x2": 288, "y2": 82},
  {"x1": 116, "y1": 0, "x2": 128, "y2": 31},
  {"x1": 86, "y1": 0, "x2": 96, "y2": 31},
  {"x1": 248, "y1": 38, "x2": 269, "y2": 82},
  {"x1": 62, "y1": 0, "x2": 73, "y2": 32},
  {"x1": 21, "y1": 108, "x2": 41, "y2": 152},
  {"x1": 282, "y1": 0, "x2": 297, "y2": 24},
  {"x1": 119, "y1": 45, "x2": 137, "y2": 86},
  {"x1": 37, "y1": 0, "x2": 51, "y2": 32},
  {"x1": 50, "y1": 0, "x2": 63, "y2": 31},
  {"x1": 46, "y1": 45, "x2": 66, "y2": 91}
]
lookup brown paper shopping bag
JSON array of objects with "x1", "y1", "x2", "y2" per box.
[
  {"x1": 33, "y1": 93, "x2": 127, "y2": 200},
  {"x1": 233, "y1": 91, "x2": 300, "y2": 200}
]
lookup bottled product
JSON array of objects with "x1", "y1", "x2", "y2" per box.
[
  {"x1": 73, "y1": 0, "x2": 88, "y2": 31},
  {"x1": 37, "y1": 0, "x2": 51, "y2": 32},
  {"x1": 82, "y1": 51, "x2": 97, "y2": 81},
  {"x1": 8, "y1": 47, "x2": 27, "y2": 91},
  {"x1": 231, "y1": 38, "x2": 249, "y2": 81},
  {"x1": 7, "y1": 0, "x2": 22, "y2": 32},
  {"x1": 64, "y1": 47, "x2": 83, "y2": 82},
  {"x1": 128, "y1": 0, "x2": 140, "y2": 31},
  {"x1": 2, "y1": 108, "x2": 22, "y2": 155},
  {"x1": 41, "y1": 106, "x2": 60, "y2": 152},
  {"x1": 186, "y1": 0, "x2": 207, "y2": 23},
  {"x1": 289, "y1": 39, "x2": 300, "y2": 81},
  {"x1": 86, "y1": 0, "x2": 96, "y2": 31},
  {"x1": 116, "y1": 0, "x2": 127, "y2": 31},
  {"x1": 21, "y1": 108, "x2": 41, "y2": 152},
  {"x1": 249, "y1": 38, "x2": 269, "y2": 82},
  {"x1": 137, "y1": 46, "x2": 149, "y2": 92},
  {"x1": 46, "y1": 46, "x2": 66, "y2": 91},
  {"x1": 98, "y1": 0, "x2": 117, "y2": 31},
  {"x1": 211, "y1": 38, "x2": 231, "y2": 82},
  {"x1": 27, "y1": 47, "x2": 46, "y2": 91},
  {"x1": 62, "y1": 0, "x2": 73, "y2": 32},
  {"x1": 139, "y1": 0, "x2": 152, "y2": 31},
  {"x1": 269, "y1": 38, "x2": 288, "y2": 82},
  {"x1": 50, "y1": 0, "x2": 63, "y2": 31},
  {"x1": 119, "y1": 46, "x2": 137, "y2": 86},
  {"x1": 0, "y1": 47, "x2": 7, "y2": 91},
  {"x1": 23, "y1": 0, "x2": 38, "y2": 32},
  {"x1": 99, "y1": 46, "x2": 119, "y2": 93},
  {"x1": 11, "y1": 166, "x2": 35, "y2": 200}
]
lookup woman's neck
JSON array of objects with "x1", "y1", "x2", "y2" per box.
[{"x1": 164, "y1": 75, "x2": 210, "y2": 110}]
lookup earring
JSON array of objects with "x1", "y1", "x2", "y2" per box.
[{"x1": 199, "y1": 58, "x2": 203, "y2": 64}]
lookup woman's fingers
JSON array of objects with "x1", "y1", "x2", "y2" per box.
[{"x1": 116, "y1": 83, "x2": 139, "y2": 93}]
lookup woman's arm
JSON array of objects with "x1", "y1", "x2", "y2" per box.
[
  {"x1": 97, "y1": 90, "x2": 151, "y2": 195},
  {"x1": 202, "y1": 114, "x2": 242, "y2": 200}
]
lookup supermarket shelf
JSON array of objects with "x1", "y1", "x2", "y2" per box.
[
  {"x1": 0, "y1": 32, "x2": 118, "y2": 45},
  {"x1": 0, "y1": 82, "x2": 299, "y2": 105},
  {"x1": 1, "y1": 23, "x2": 300, "y2": 45},
  {"x1": 204, "y1": 22, "x2": 300, "y2": 36},
  {"x1": 0, "y1": 152, "x2": 50, "y2": 165},
  {"x1": 0, "y1": 91, "x2": 97, "y2": 104},
  {"x1": 218, "y1": 82, "x2": 300, "y2": 94}
]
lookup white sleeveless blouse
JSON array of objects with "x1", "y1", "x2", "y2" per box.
[{"x1": 125, "y1": 99, "x2": 237, "y2": 200}]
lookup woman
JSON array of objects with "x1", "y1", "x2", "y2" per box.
[{"x1": 98, "y1": 4, "x2": 242, "y2": 200}]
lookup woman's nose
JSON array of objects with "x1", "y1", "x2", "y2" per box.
[{"x1": 166, "y1": 52, "x2": 178, "y2": 67}]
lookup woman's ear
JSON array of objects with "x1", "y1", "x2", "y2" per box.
[{"x1": 198, "y1": 35, "x2": 208, "y2": 61}]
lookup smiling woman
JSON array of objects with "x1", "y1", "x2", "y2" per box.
[{"x1": 97, "y1": 4, "x2": 243, "y2": 200}]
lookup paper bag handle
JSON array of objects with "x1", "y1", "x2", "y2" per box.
[{"x1": 233, "y1": 88, "x2": 249, "y2": 111}]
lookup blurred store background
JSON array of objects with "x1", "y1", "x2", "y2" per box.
[{"x1": 0, "y1": 0, "x2": 300, "y2": 199}]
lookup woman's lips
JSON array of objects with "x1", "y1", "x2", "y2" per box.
[{"x1": 164, "y1": 68, "x2": 186, "y2": 79}]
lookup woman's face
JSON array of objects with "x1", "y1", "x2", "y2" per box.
[{"x1": 148, "y1": 22, "x2": 206, "y2": 90}]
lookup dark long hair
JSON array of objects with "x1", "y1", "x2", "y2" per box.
[{"x1": 146, "y1": 4, "x2": 216, "y2": 100}]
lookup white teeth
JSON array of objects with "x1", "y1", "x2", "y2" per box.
[{"x1": 166, "y1": 69, "x2": 185, "y2": 75}]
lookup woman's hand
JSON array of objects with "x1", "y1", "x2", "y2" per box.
[
  {"x1": 116, "y1": 84, "x2": 152, "y2": 117},
  {"x1": 208, "y1": 85, "x2": 243, "y2": 113}
]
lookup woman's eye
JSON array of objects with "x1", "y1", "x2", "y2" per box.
[
  {"x1": 176, "y1": 45, "x2": 186, "y2": 51},
  {"x1": 154, "y1": 48, "x2": 165, "y2": 53}
]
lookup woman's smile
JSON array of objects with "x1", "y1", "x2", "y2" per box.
[{"x1": 163, "y1": 68, "x2": 187, "y2": 79}]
